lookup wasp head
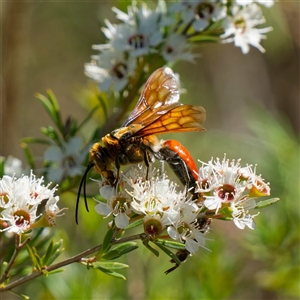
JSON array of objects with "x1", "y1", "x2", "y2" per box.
[
  {"x1": 89, "y1": 142, "x2": 108, "y2": 174},
  {"x1": 76, "y1": 142, "x2": 117, "y2": 224}
]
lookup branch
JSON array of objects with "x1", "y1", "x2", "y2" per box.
[
  {"x1": 0, "y1": 235, "x2": 31, "y2": 284},
  {"x1": 0, "y1": 233, "x2": 143, "y2": 292}
]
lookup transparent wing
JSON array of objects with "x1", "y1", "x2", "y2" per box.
[{"x1": 122, "y1": 67, "x2": 181, "y2": 128}]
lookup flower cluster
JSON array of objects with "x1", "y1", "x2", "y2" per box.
[
  {"x1": 95, "y1": 167, "x2": 208, "y2": 254},
  {"x1": 93, "y1": 155, "x2": 271, "y2": 255},
  {"x1": 196, "y1": 156, "x2": 270, "y2": 229},
  {"x1": 0, "y1": 172, "x2": 65, "y2": 234},
  {"x1": 85, "y1": 0, "x2": 273, "y2": 92}
]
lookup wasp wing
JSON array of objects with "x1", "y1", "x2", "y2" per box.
[
  {"x1": 122, "y1": 67, "x2": 181, "y2": 127},
  {"x1": 132, "y1": 105, "x2": 206, "y2": 137}
]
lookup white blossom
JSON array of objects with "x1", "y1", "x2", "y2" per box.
[
  {"x1": 3, "y1": 156, "x2": 23, "y2": 177},
  {"x1": 167, "y1": 202, "x2": 206, "y2": 254},
  {"x1": 221, "y1": 4, "x2": 272, "y2": 54},
  {"x1": 0, "y1": 172, "x2": 62, "y2": 234}
]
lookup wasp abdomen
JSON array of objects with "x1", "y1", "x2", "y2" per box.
[{"x1": 159, "y1": 139, "x2": 198, "y2": 194}]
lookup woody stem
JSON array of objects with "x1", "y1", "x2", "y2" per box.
[{"x1": 0, "y1": 233, "x2": 144, "y2": 292}]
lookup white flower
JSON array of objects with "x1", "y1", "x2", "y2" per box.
[
  {"x1": 110, "y1": 4, "x2": 163, "y2": 56},
  {"x1": 231, "y1": 199, "x2": 259, "y2": 229},
  {"x1": 239, "y1": 165, "x2": 270, "y2": 197},
  {"x1": 235, "y1": 0, "x2": 274, "y2": 8},
  {"x1": 0, "y1": 197, "x2": 39, "y2": 234},
  {"x1": 44, "y1": 137, "x2": 87, "y2": 182},
  {"x1": 169, "y1": 0, "x2": 227, "y2": 32},
  {"x1": 128, "y1": 176, "x2": 183, "y2": 223},
  {"x1": 192, "y1": 1, "x2": 227, "y2": 32},
  {"x1": 45, "y1": 196, "x2": 66, "y2": 227},
  {"x1": 85, "y1": 3, "x2": 165, "y2": 91},
  {"x1": 25, "y1": 172, "x2": 57, "y2": 206},
  {"x1": 162, "y1": 34, "x2": 196, "y2": 63},
  {"x1": 221, "y1": 4, "x2": 272, "y2": 54},
  {"x1": 167, "y1": 202, "x2": 207, "y2": 254},
  {"x1": 0, "y1": 175, "x2": 16, "y2": 209},
  {"x1": 197, "y1": 155, "x2": 270, "y2": 229},
  {"x1": 4, "y1": 156, "x2": 23, "y2": 177},
  {"x1": 85, "y1": 48, "x2": 136, "y2": 92},
  {"x1": 196, "y1": 164, "x2": 218, "y2": 193},
  {"x1": 96, "y1": 4, "x2": 163, "y2": 58},
  {"x1": 199, "y1": 157, "x2": 249, "y2": 212},
  {"x1": 0, "y1": 172, "x2": 56, "y2": 208},
  {"x1": 95, "y1": 192, "x2": 132, "y2": 229},
  {"x1": 0, "y1": 172, "x2": 62, "y2": 233}
]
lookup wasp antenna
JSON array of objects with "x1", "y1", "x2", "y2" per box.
[
  {"x1": 83, "y1": 164, "x2": 90, "y2": 213},
  {"x1": 76, "y1": 162, "x2": 94, "y2": 224}
]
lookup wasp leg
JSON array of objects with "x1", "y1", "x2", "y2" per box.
[
  {"x1": 144, "y1": 150, "x2": 155, "y2": 180},
  {"x1": 159, "y1": 147, "x2": 198, "y2": 198},
  {"x1": 114, "y1": 155, "x2": 122, "y2": 185},
  {"x1": 165, "y1": 249, "x2": 190, "y2": 274}
]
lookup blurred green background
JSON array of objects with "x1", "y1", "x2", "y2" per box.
[{"x1": 1, "y1": 1, "x2": 299, "y2": 299}]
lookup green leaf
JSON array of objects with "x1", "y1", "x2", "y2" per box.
[
  {"x1": 20, "y1": 137, "x2": 52, "y2": 145},
  {"x1": 92, "y1": 264, "x2": 127, "y2": 280},
  {"x1": 100, "y1": 227, "x2": 114, "y2": 255},
  {"x1": 48, "y1": 269, "x2": 65, "y2": 275},
  {"x1": 206, "y1": 19, "x2": 224, "y2": 31},
  {"x1": 51, "y1": 239, "x2": 64, "y2": 253},
  {"x1": 154, "y1": 242, "x2": 181, "y2": 266},
  {"x1": 143, "y1": 239, "x2": 159, "y2": 257},
  {"x1": 20, "y1": 143, "x2": 35, "y2": 170},
  {"x1": 42, "y1": 239, "x2": 54, "y2": 265},
  {"x1": 0, "y1": 156, "x2": 5, "y2": 177},
  {"x1": 155, "y1": 239, "x2": 186, "y2": 250},
  {"x1": 35, "y1": 92, "x2": 63, "y2": 133},
  {"x1": 126, "y1": 218, "x2": 143, "y2": 229},
  {"x1": 40, "y1": 239, "x2": 64, "y2": 266},
  {"x1": 46, "y1": 240, "x2": 64, "y2": 265},
  {"x1": 46, "y1": 90, "x2": 63, "y2": 132},
  {"x1": 46, "y1": 249, "x2": 64, "y2": 266},
  {"x1": 10, "y1": 290, "x2": 30, "y2": 300},
  {"x1": 254, "y1": 198, "x2": 280, "y2": 209},
  {"x1": 189, "y1": 35, "x2": 220, "y2": 43},
  {"x1": 97, "y1": 94, "x2": 108, "y2": 122},
  {"x1": 26, "y1": 245, "x2": 42, "y2": 271},
  {"x1": 102, "y1": 242, "x2": 138, "y2": 260},
  {"x1": 68, "y1": 119, "x2": 78, "y2": 137},
  {"x1": 93, "y1": 261, "x2": 129, "y2": 270},
  {"x1": 40, "y1": 126, "x2": 62, "y2": 145},
  {"x1": 99, "y1": 268, "x2": 126, "y2": 280}
]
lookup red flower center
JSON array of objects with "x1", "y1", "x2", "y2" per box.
[
  {"x1": 216, "y1": 184, "x2": 236, "y2": 202},
  {"x1": 13, "y1": 210, "x2": 31, "y2": 227},
  {"x1": 128, "y1": 34, "x2": 147, "y2": 49},
  {"x1": 112, "y1": 62, "x2": 127, "y2": 79},
  {"x1": 144, "y1": 218, "x2": 163, "y2": 238}
]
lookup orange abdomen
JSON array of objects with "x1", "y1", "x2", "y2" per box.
[{"x1": 162, "y1": 139, "x2": 199, "y2": 181}]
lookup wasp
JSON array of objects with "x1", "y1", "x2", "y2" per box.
[{"x1": 76, "y1": 67, "x2": 206, "y2": 223}]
